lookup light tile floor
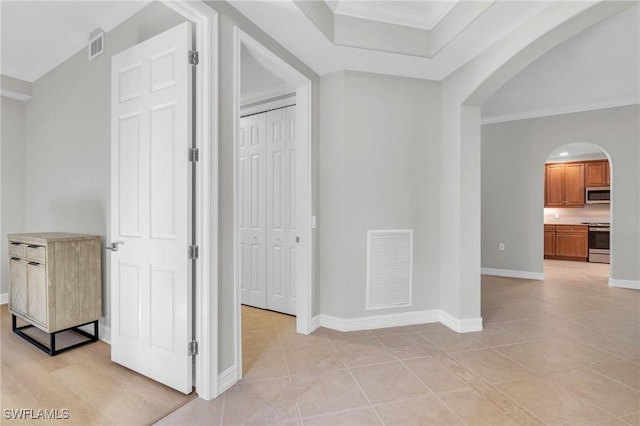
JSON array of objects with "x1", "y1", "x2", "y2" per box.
[{"x1": 157, "y1": 260, "x2": 639, "y2": 425}]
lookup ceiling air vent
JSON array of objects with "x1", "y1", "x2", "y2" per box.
[{"x1": 88, "y1": 29, "x2": 104, "y2": 61}]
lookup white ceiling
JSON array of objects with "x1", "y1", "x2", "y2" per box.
[
  {"x1": 241, "y1": 45, "x2": 296, "y2": 105},
  {"x1": 324, "y1": 0, "x2": 459, "y2": 31},
  {"x1": 1, "y1": 0, "x2": 638, "y2": 121},
  {"x1": 228, "y1": 0, "x2": 550, "y2": 80},
  {"x1": 482, "y1": 3, "x2": 639, "y2": 122},
  {"x1": 1, "y1": 1, "x2": 151, "y2": 82},
  {"x1": 547, "y1": 143, "x2": 607, "y2": 162}
]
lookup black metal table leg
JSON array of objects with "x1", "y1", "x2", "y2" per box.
[{"x1": 11, "y1": 314, "x2": 99, "y2": 356}]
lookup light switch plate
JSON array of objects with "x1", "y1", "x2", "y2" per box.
[{"x1": 311, "y1": 216, "x2": 317, "y2": 229}]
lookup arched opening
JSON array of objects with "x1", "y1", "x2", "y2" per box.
[
  {"x1": 543, "y1": 142, "x2": 611, "y2": 285},
  {"x1": 461, "y1": 2, "x2": 639, "y2": 327}
]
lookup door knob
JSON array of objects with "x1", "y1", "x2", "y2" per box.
[{"x1": 106, "y1": 241, "x2": 124, "y2": 252}]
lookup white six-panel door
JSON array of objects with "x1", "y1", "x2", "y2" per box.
[
  {"x1": 110, "y1": 22, "x2": 193, "y2": 394},
  {"x1": 240, "y1": 106, "x2": 296, "y2": 315},
  {"x1": 239, "y1": 114, "x2": 267, "y2": 308}
]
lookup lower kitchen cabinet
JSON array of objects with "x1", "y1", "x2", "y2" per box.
[
  {"x1": 544, "y1": 225, "x2": 588, "y2": 261},
  {"x1": 544, "y1": 225, "x2": 556, "y2": 257}
]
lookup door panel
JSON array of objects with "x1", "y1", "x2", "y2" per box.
[
  {"x1": 545, "y1": 164, "x2": 564, "y2": 207},
  {"x1": 267, "y1": 108, "x2": 287, "y2": 313},
  {"x1": 240, "y1": 106, "x2": 297, "y2": 315},
  {"x1": 239, "y1": 114, "x2": 267, "y2": 308},
  {"x1": 110, "y1": 22, "x2": 192, "y2": 394},
  {"x1": 285, "y1": 107, "x2": 297, "y2": 315},
  {"x1": 9, "y1": 258, "x2": 27, "y2": 316},
  {"x1": 564, "y1": 163, "x2": 585, "y2": 206},
  {"x1": 26, "y1": 262, "x2": 47, "y2": 326}
]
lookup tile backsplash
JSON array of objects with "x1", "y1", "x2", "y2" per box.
[{"x1": 543, "y1": 204, "x2": 610, "y2": 224}]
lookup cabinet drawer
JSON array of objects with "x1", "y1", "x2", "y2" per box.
[
  {"x1": 8, "y1": 242, "x2": 26, "y2": 258},
  {"x1": 556, "y1": 225, "x2": 587, "y2": 233},
  {"x1": 544, "y1": 225, "x2": 555, "y2": 232},
  {"x1": 26, "y1": 245, "x2": 46, "y2": 263}
]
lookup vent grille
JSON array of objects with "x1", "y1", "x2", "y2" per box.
[
  {"x1": 89, "y1": 30, "x2": 104, "y2": 60},
  {"x1": 366, "y1": 230, "x2": 413, "y2": 310}
]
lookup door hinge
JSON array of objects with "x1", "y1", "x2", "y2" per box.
[
  {"x1": 189, "y1": 50, "x2": 199, "y2": 66},
  {"x1": 188, "y1": 245, "x2": 199, "y2": 260},
  {"x1": 188, "y1": 341, "x2": 198, "y2": 356},
  {"x1": 189, "y1": 147, "x2": 199, "y2": 162}
]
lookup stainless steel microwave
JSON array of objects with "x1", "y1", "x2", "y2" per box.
[{"x1": 586, "y1": 187, "x2": 611, "y2": 204}]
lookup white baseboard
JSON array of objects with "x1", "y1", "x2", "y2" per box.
[
  {"x1": 99, "y1": 324, "x2": 111, "y2": 344},
  {"x1": 314, "y1": 309, "x2": 483, "y2": 334},
  {"x1": 0, "y1": 293, "x2": 7, "y2": 305},
  {"x1": 481, "y1": 267, "x2": 544, "y2": 280},
  {"x1": 218, "y1": 365, "x2": 237, "y2": 395},
  {"x1": 315, "y1": 309, "x2": 441, "y2": 332},
  {"x1": 609, "y1": 278, "x2": 640, "y2": 290},
  {"x1": 438, "y1": 311, "x2": 483, "y2": 333}
]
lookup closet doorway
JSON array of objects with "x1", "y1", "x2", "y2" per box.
[
  {"x1": 232, "y1": 28, "x2": 314, "y2": 387},
  {"x1": 239, "y1": 103, "x2": 297, "y2": 315}
]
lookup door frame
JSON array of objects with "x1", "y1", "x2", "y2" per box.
[
  {"x1": 159, "y1": 0, "x2": 218, "y2": 401},
  {"x1": 232, "y1": 28, "x2": 313, "y2": 380}
]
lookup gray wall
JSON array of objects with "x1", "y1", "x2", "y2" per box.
[
  {"x1": 23, "y1": 2, "x2": 186, "y2": 325},
  {"x1": 481, "y1": 105, "x2": 640, "y2": 282},
  {"x1": 1, "y1": 97, "x2": 26, "y2": 295},
  {"x1": 319, "y1": 70, "x2": 442, "y2": 318}
]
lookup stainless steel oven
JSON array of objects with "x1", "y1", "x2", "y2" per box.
[{"x1": 582, "y1": 223, "x2": 610, "y2": 263}]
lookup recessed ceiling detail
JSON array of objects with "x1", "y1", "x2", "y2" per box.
[
  {"x1": 294, "y1": 0, "x2": 494, "y2": 58},
  {"x1": 325, "y1": 0, "x2": 459, "y2": 31}
]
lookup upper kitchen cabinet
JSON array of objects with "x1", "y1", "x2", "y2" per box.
[
  {"x1": 545, "y1": 162, "x2": 584, "y2": 207},
  {"x1": 585, "y1": 160, "x2": 610, "y2": 187}
]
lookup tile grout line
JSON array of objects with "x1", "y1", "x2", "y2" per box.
[
  {"x1": 395, "y1": 356, "x2": 470, "y2": 426},
  {"x1": 584, "y1": 365, "x2": 640, "y2": 393},
  {"x1": 344, "y1": 364, "x2": 387, "y2": 426},
  {"x1": 429, "y1": 348, "x2": 549, "y2": 425}
]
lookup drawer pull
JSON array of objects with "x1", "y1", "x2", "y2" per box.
[
  {"x1": 28, "y1": 262, "x2": 42, "y2": 266},
  {"x1": 10, "y1": 257, "x2": 21, "y2": 261},
  {"x1": 10, "y1": 242, "x2": 21, "y2": 246},
  {"x1": 27, "y1": 245, "x2": 42, "y2": 249}
]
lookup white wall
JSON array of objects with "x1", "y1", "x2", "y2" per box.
[
  {"x1": 482, "y1": 105, "x2": 640, "y2": 282},
  {"x1": 22, "y1": 2, "x2": 186, "y2": 325},
  {"x1": 319, "y1": 70, "x2": 441, "y2": 318},
  {"x1": 1, "y1": 97, "x2": 26, "y2": 296}
]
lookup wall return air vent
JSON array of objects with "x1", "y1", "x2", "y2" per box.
[
  {"x1": 88, "y1": 29, "x2": 104, "y2": 61},
  {"x1": 366, "y1": 229, "x2": 413, "y2": 310}
]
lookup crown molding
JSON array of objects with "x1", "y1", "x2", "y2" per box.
[
  {"x1": 1, "y1": 90, "x2": 31, "y2": 101},
  {"x1": 481, "y1": 98, "x2": 640, "y2": 125}
]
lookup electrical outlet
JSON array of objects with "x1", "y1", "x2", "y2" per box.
[
  {"x1": 499, "y1": 243, "x2": 505, "y2": 251},
  {"x1": 554, "y1": 212, "x2": 560, "y2": 219}
]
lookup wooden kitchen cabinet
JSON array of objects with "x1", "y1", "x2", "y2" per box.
[
  {"x1": 8, "y1": 232, "x2": 102, "y2": 355},
  {"x1": 545, "y1": 162, "x2": 585, "y2": 207},
  {"x1": 543, "y1": 225, "x2": 588, "y2": 261},
  {"x1": 544, "y1": 225, "x2": 556, "y2": 257},
  {"x1": 585, "y1": 160, "x2": 610, "y2": 187}
]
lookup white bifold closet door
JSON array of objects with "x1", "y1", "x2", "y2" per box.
[{"x1": 239, "y1": 105, "x2": 296, "y2": 315}]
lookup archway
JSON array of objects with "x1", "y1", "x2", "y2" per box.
[
  {"x1": 543, "y1": 143, "x2": 611, "y2": 281},
  {"x1": 438, "y1": 1, "x2": 634, "y2": 328}
]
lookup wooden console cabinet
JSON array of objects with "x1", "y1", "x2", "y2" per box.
[{"x1": 8, "y1": 232, "x2": 102, "y2": 355}]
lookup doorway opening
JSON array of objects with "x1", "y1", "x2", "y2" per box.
[
  {"x1": 543, "y1": 142, "x2": 611, "y2": 284},
  {"x1": 233, "y1": 28, "x2": 313, "y2": 382}
]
